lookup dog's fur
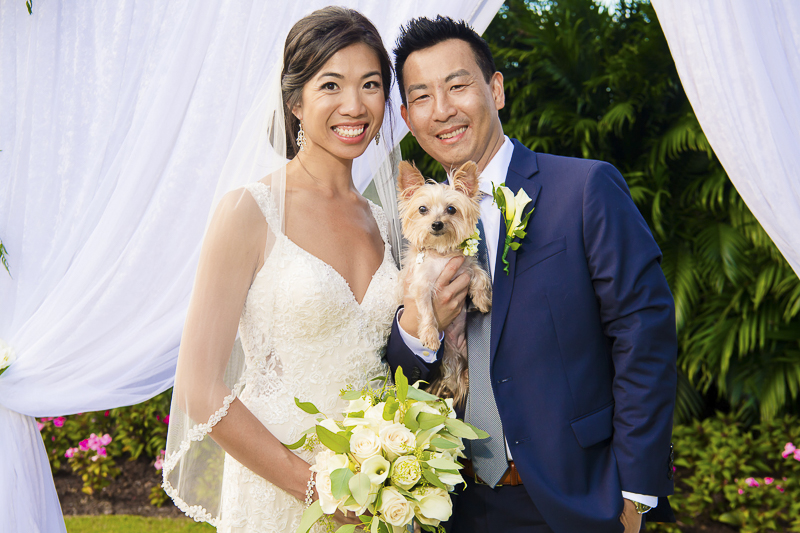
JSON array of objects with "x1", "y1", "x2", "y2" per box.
[{"x1": 397, "y1": 160, "x2": 492, "y2": 407}]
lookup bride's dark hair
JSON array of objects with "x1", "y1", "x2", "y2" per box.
[{"x1": 282, "y1": 7, "x2": 393, "y2": 158}]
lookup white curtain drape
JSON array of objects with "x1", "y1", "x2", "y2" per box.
[
  {"x1": 0, "y1": 1, "x2": 503, "y2": 531},
  {"x1": 652, "y1": 0, "x2": 800, "y2": 277}
]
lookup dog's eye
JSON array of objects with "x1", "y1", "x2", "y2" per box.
[
  {"x1": 418, "y1": 206, "x2": 428, "y2": 214},
  {"x1": 446, "y1": 206, "x2": 457, "y2": 215}
]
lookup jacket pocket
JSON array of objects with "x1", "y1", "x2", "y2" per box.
[
  {"x1": 570, "y1": 401, "x2": 614, "y2": 449},
  {"x1": 515, "y1": 236, "x2": 566, "y2": 275}
]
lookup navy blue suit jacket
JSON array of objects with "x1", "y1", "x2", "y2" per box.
[{"x1": 386, "y1": 140, "x2": 677, "y2": 532}]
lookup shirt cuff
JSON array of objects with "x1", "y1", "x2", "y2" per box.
[
  {"x1": 396, "y1": 309, "x2": 442, "y2": 363},
  {"x1": 621, "y1": 492, "x2": 657, "y2": 511}
]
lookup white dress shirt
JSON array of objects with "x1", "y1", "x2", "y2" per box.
[{"x1": 395, "y1": 136, "x2": 656, "y2": 509}]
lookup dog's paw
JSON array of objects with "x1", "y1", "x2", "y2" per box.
[
  {"x1": 473, "y1": 290, "x2": 492, "y2": 314},
  {"x1": 419, "y1": 326, "x2": 441, "y2": 351}
]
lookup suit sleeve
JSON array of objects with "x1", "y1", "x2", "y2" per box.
[
  {"x1": 384, "y1": 308, "x2": 443, "y2": 384},
  {"x1": 582, "y1": 161, "x2": 677, "y2": 497}
]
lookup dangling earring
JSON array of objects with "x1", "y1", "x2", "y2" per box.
[
  {"x1": 374, "y1": 130, "x2": 380, "y2": 146},
  {"x1": 296, "y1": 122, "x2": 307, "y2": 152}
]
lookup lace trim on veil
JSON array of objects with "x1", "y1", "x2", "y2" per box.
[{"x1": 161, "y1": 382, "x2": 243, "y2": 526}]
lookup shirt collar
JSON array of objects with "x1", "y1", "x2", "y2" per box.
[{"x1": 478, "y1": 136, "x2": 515, "y2": 197}]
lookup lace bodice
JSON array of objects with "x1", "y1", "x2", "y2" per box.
[{"x1": 217, "y1": 182, "x2": 401, "y2": 532}]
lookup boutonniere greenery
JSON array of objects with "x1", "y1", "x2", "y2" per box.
[{"x1": 492, "y1": 183, "x2": 534, "y2": 275}]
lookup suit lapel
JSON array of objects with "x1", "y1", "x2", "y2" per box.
[{"x1": 490, "y1": 140, "x2": 542, "y2": 365}]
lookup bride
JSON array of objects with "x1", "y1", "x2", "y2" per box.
[{"x1": 162, "y1": 7, "x2": 400, "y2": 532}]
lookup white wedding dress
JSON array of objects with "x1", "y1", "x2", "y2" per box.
[{"x1": 215, "y1": 182, "x2": 400, "y2": 532}]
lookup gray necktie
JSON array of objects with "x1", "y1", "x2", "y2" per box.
[{"x1": 465, "y1": 218, "x2": 508, "y2": 488}]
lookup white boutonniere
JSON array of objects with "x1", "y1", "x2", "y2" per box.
[
  {"x1": 459, "y1": 226, "x2": 480, "y2": 257},
  {"x1": 492, "y1": 183, "x2": 534, "y2": 275},
  {"x1": 0, "y1": 339, "x2": 16, "y2": 377}
]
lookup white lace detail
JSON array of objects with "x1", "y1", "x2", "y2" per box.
[{"x1": 166, "y1": 181, "x2": 401, "y2": 531}]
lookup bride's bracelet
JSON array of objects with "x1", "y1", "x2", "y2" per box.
[{"x1": 304, "y1": 471, "x2": 316, "y2": 507}]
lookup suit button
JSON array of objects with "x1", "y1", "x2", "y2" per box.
[{"x1": 497, "y1": 377, "x2": 511, "y2": 384}]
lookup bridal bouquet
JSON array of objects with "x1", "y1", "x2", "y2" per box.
[{"x1": 290, "y1": 367, "x2": 488, "y2": 533}]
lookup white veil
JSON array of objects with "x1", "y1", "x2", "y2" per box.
[{"x1": 161, "y1": 38, "x2": 401, "y2": 525}]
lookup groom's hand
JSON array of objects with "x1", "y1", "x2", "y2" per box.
[
  {"x1": 620, "y1": 499, "x2": 642, "y2": 533},
  {"x1": 399, "y1": 257, "x2": 470, "y2": 337}
]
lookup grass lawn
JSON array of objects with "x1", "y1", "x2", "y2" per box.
[{"x1": 64, "y1": 515, "x2": 215, "y2": 532}]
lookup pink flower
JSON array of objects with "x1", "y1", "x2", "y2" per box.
[
  {"x1": 794, "y1": 449, "x2": 800, "y2": 462},
  {"x1": 100, "y1": 434, "x2": 112, "y2": 446},
  {"x1": 64, "y1": 448, "x2": 75, "y2": 459},
  {"x1": 97, "y1": 447, "x2": 107, "y2": 457},
  {"x1": 777, "y1": 485, "x2": 785, "y2": 493},
  {"x1": 79, "y1": 439, "x2": 89, "y2": 451},
  {"x1": 91, "y1": 455, "x2": 99, "y2": 462},
  {"x1": 782, "y1": 442, "x2": 796, "y2": 458},
  {"x1": 163, "y1": 415, "x2": 170, "y2": 425},
  {"x1": 764, "y1": 477, "x2": 774, "y2": 484},
  {"x1": 156, "y1": 415, "x2": 161, "y2": 422},
  {"x1": 51, "y1": 436, "x2": 55, "y2": 442},
  {"x1": 104, "y1": 410, "x2": 109, "y2": 417},
  {"x1": 738, "y1": 489, "x2": 744, "y2": 494},
  {"x1": 53, "y1": 417, "x2": 65, "y2": 427},
  {"x1": 37, "y1": 422, "x2": 45, "y2": 432},
  {"x1": 745, "y1": 477, "x2": 759, "y2": 487},
  {"x1": 154, "y1": 457, "x2": 164, "y2": 471},
  {"x1": 40, "y1": 417, "x2": 52, "y2": 422}
]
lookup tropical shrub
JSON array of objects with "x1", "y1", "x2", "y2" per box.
[
  {"x1": 649, "y1": 413, "x2": 800, "y2": 533},
  {"x1": 401, "y1": 0, "x2": 800, "y2": 421}
]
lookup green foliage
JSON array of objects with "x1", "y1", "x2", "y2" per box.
[
  {"x1": 0, "y1": 239, "x2": 10, "y2": 276},
  {"x1": 402, "y1": 0, "x2": 800, "y2": 420},
  {"x1": 649, "y1": 413, "x2": 800, "y2": 533},
  {"x1": 39, "y1": 389, "x2": 171, "y2": 471}
]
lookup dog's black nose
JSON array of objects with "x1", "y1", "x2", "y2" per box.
[{"x1": 431, "y1": 221, "x2": 444, "y2": 231}]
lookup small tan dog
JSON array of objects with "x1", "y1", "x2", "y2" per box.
[{"x1": 397, "y1": 160, "x2": 492, "y2": 406}]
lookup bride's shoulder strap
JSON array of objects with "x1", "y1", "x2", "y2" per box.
[{"x1": 243, "y1": 181, "x2": 280, "y2": 230}]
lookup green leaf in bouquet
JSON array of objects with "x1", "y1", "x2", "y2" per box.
[
  {"x1": 406, "y1": 387, "x2": 439, "y2": 402},
  {"x1": 377, "y1": 521, "x2": 390, "y2": 533},
  {"x1": 331, "y1": 467, "x2": 355, "y2": 500},
  {"x1": 284, "y1": 435, "x2": 307, "y2": 450},
  {"x1": 359, "y1": 515, "x2": 371, "y2": 524},
  {"x1": 418, "y1": 413, "x2": 447, "y2": 430},
  {"x1": 425, "y1": 457, "x2": 460, "y2": 471},
  {"x1": 395, "y1": 366, "x2": 409, "y2": 402},
  {"x1": 370, "y1": 375, "x2": 388, "y2": 383},
  {"x1": 295, "y1": 499, "x2": 323, "y2": 533},
  {"x1": 346, "y1": 411, "x2": 365, "y2": 418},
  {"x1": 444, "y1": 418, "x2": 481, "y2": 439},
  {"x1": 294, "y1": 397, "x2": 321, "y2": 415},
  {"x1": 335, "y1": 525, "x2": 358, "y2": 533},
  {"x1": 316, "y1": 425, "x2": 351, "y2": 454},
  {"x1": 341, "y1": 390, "x2": 364, "y2": 401},
  {"x1": 421, "y1": 467, "x2": 447, "y2": 490},
  {"x1": 349, "y1": 472, "x2": 372, "y2": 506},
  {"x1": 420, "y1": 524, "x2": 438, "y2": 533},
  {"x1": 429, "y1": 438, "x2": 459, "y2": 449},
  {"x1": 416, "y1": 427, "x2": 438, "y2": 449},
  {"x1": 383, "y1": 397, "x2": 399, "y2": 421},
  {"x1": 391, "y1": 485, "x2": 417, "y2": 500},
  {"x1": 343, "y1": 495, "x2": 358, "y2": 507}
]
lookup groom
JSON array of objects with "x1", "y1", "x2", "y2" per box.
[{"x1": 385, "y1": 16, "x2": 677, "y2": 533}]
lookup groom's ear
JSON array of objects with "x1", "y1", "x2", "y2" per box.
[
  {"x1": 400, "y1": 105, "x2": 414, "y2": 136},
  {"x1": 397, "y1": 161, "x2": 425, "y2": 200}
]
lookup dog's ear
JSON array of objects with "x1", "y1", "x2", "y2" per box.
[
  {"x1": 451, "y1": 161, "x2": 480, "y2": 198},
  {"x1": 397, "y1": 161, "x2": 425, "y2": 200}
]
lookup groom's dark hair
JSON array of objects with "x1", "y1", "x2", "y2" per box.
[{"x1": 393, "y1": 16, "x2": 496, "y2": 106}]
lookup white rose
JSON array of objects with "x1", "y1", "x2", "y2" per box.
[
  {"x1": 315, "y1": 470, "x2": 344, "y2": 514},
  {"x1": 360, "y1": 454, "x2": 390, "y2": 485},
  {"x1": 311, "y1": 450, "x2": 349, "y2": 476},
  {"x1": 350, "y1": 427, "x2": 382, "y2": 463},
  {"x1": 379, "y1": 486, "x2": 414, "y2": 527},
  {"x1": 379, "y1": 423, "x2": 416, "y2": 460},
  {"x1": 390, "y1": 455, "x2": 422, "y2": 490},
  {"x1": 0, "y1": 339, "x2": 15, "y2": 370},
  {"x1": 411, "y1": 486, "x2": 452, "y2": 525}
]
